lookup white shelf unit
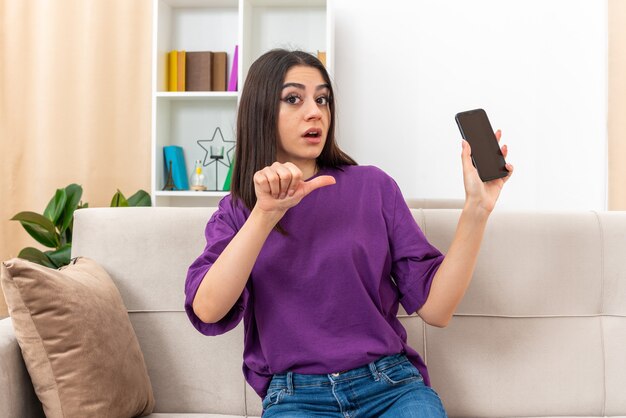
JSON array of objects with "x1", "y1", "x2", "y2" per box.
[{"x1": 151, "y1": 0, "x2": 333, "y2": 207}]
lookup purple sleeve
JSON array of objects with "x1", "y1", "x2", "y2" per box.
[
  {"x1": 184, "y1": 198, "x2": 249, "y2": 336},
  {"x1": 387, "y1": 181, "x2": 444, "y2": 314}
]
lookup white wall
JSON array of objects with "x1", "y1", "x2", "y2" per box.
[{"x1": 331, "y1": 0, "x2": 608, "y2": 210}]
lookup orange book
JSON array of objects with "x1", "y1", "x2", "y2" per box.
[
  {"x1": 177, "y1": 50, "x2": 186, "y2": 91},
  {"x1": 317, "y1": 50, "x2": 326, "y2": 67},
  {"x1": 168, "y1": 51, "x2": 178, "y2": 91}
]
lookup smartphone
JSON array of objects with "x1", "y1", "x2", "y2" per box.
[{"x1": 455, "y1": 108, "x2": 508, "y2": 182}]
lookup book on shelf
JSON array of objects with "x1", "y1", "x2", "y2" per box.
[
  {"x1": 227, "y1": 45, "x2": 238, "y2": 92},
  {"x1": 211, "y1": 52, "x2": 227, "y2": 91},
  {"x1": 163, "y1": 146, "x2": 189, "y2": 190},
  {"x1": 223, "y1": 158, "x2": 234, "y2": 191},
  {"x1": 168, "y1": 50, "x2": 186, "y2": 91},
  {"x1": 317, "y1": 50, "x2": 326, "y2": 67},
  {"x1": 177, "y1": 51, "x2": 186, "y2": 92},
  {"x1": 186, "y1": 51, "x2": 212, "y2": 91},
  {"x1": 168, "y1": 51, "x2": 177, "y2": 91}
]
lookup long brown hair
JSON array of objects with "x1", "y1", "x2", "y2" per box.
[{"x1": 231, "y1": 49, "x2": 356, "y2": 212}]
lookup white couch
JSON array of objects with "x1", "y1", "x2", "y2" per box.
[{"x1": 1, "y1": 207, "x2": 625, "y2": 417}]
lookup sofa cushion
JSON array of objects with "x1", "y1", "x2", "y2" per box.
[{"x1": 0, "y1": 257, "x2": 155, "y2": 418}]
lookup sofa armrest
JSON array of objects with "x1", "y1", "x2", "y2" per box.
[{"x1": 0, "y1": 317, "x2": 44, "y2": 418}]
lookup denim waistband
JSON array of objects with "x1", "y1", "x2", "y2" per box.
[{"x1": 270, "y1": 353, "x2": 411, "y2": 389}]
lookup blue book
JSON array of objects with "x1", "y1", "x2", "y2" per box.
[{"x1": 163, "y1": 146, "x2": 189, "y2": 190}]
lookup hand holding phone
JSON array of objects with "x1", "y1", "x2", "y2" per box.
[{"x1": 455, "y1": 109, "x2": 508, "y2": 182}]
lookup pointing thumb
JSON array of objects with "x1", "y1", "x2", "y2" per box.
[{"x1": 303, "y1": 175, "x2": 336, "y2": 196}]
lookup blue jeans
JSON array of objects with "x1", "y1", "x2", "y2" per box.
[{"x1": 261, "y1": 354, "x2": 447, "y2": 417}]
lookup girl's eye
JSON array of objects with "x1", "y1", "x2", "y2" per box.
[
  {"x1": 283, "y1": 94, "x2": 301, "y2": 104},
  {"x1": 316, "y1": 95, "x2": 329, "y2": 105}
]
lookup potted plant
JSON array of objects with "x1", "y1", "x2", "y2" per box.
[{"x1": 10, "y1": 184, "x2": 150, "y2": 268}]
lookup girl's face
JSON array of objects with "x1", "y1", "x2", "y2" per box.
[{"x1": 276, "y1": 65, "x2": 331, "y2": 171}]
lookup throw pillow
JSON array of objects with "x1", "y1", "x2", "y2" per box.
[{"x1": 1, "y1": 257, "x2": 155, "y2": 418}]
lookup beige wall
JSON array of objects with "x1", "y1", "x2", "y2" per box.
[
  {"x1": 0, "y1": 0, "x2": 152, "y2": 316},
  {"x1": 0, "y1": 0, "x2": 152, "y2": 260},
  {"x1": 609, "y1": 0, "x2": 626, "y2": 210}
]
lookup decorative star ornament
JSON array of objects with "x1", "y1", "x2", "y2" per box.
[{"x1": 197, "y1": 127, "x2": 235, "y2": 168}]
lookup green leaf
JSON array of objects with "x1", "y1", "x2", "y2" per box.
[
  {"x1": 17, "y1": 247, "x2": 56, "y2": 269},
  {"x1": 43, "y1": 188, "x2": 67, "y2": 224},
  {"x1": 127, "y1": 190, "x2": 151, "y2": 207},
  {"x1": 22, "y1": 224, "x2": 59, "y2": 248},
  {"x1": 59, "y1": 184, "x2": 83, "y2": 234},
  {"x1": 45, "y1": 244, "x2": 72, "y2": 268},
  {"x1": 60, "y1": 228, "x2": 70, "y2": 246},
  {"x1": 11, "y1": 211, "x2": 60, "y2": 248},
  {"x1": 110, "y1": 190, "x2": 129, "y2": 207}
]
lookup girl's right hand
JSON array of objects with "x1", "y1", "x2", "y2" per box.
[{"x1": 253, "y1": 162, "x2": 336, "y2": 214}]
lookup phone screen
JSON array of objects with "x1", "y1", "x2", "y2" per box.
[{"x1": 455, "y1": 109, "x2": 508, "y2": 182}]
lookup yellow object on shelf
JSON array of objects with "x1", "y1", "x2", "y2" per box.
[
  {"x1": 190, "y1": 160, "x2": 207, "y2": 191},
  {"x1": 317, "y1": 50, "x2": 326, "y2": 67},
  {"x1": 168, "y1": 50, "x2": 186, "y2": 91},
  {"x1": 178, "y1": 51, "x2": 186, "y2": 92},
  {"x1": 168, "y1": 51, "x2": 177, "y2": 91}
]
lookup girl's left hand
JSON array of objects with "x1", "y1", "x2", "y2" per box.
[{"x1": 461, "y1": 129, "x2": 514, "y2": 214}]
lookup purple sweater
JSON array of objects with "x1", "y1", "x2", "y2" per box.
[{"x1": 185, "y1": 165, "x2": 444, "y2": 398}]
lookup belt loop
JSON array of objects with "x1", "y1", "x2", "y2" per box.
[
  {"x1": 369, "y1": 360, "x2": 380, "y2": 382},
  {"x1": 286, "y1": 372, "x2": 294, "y2": 395}
]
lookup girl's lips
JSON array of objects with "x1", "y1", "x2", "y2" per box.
[
  {"x1": 302, "y1": 128, "x2": 323, "y2": 144},
  {"x1": 304, "y1": 135, "x2": 322, "y2": 144},
  {"x1": 303, "y1": 128, "x2": 322, "y2": 137}
]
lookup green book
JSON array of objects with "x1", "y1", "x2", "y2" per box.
[{"x1": 223, "y1": 159, "x2": 234, "y2": 191}]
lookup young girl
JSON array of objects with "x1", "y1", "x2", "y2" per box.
[{"x1": 185, "y1": 49, "x2": 513, "y2": 417}]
